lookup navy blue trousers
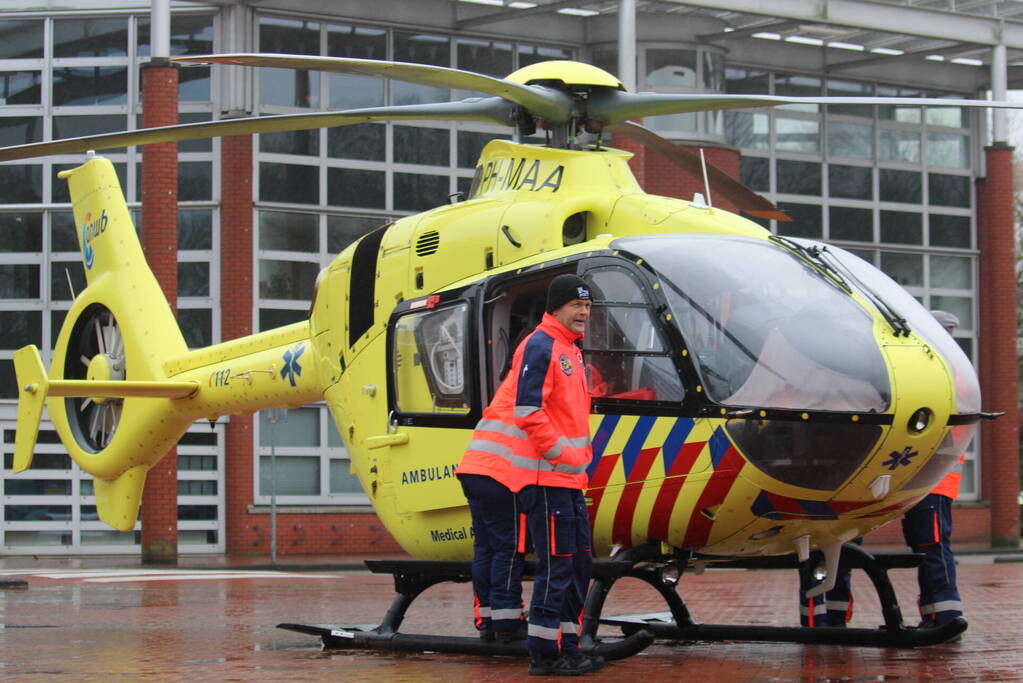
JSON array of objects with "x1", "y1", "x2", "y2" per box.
[
  {"x1": 901, "y1": 493, "x2": 962, "y2": 624},
  {"x1": 518, "y1": 485, "x2": 592, "y2": 657},
  {"x1": 459, "y1": 474, "x2": 525, "y2": 635}
]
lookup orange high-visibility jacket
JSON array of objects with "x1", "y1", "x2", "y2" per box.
[
  {"x1": 931, "y1": 452, "x2": 966, "y2": 500},
  {"x1": 457, "y1": 313, "x2": 592, "y2": 492}
]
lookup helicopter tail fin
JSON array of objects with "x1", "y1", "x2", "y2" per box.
[{"x1": 14, "y1": 155, "x2": 194, "y2": 531}]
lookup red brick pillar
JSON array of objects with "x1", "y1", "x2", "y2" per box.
[
  {"x1": 140, "y1": 59, "x2": 179, "y2": 564},
  {"x1": 220, "y1": 131, "x2": 256, "y2": 554},
  {"x1": 976, "y1": 143, "x2": 1020, "y2": 548}
]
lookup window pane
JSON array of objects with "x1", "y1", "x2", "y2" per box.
[
  {"x1": 740, "y1": 156, "x2": 769, "y2": 191},
  {"x1": 0, "y1": 310, "x2": 41, "y2": 349},
  {"x1": 929, "y1": 173, "x2": 970, "y2": 208},
  {"x1": 393, "y1": 32, "x2": 450, "y2": 105},
  {"x1": 260, "y1": 455, "x2": 320, "y2": 495},
  {"x1": 259, "y1": 163, "x2": 319, "y2": 204},
  {"x1": 775, "y1": 74, "x2": 820, "y2": 112},
  {"x1": 703, "y1": 51, "x2": 723, "y2": 90},
  {"x1": 880, "y1": 251, "x2": 923, "y2": 287},
  {"x1": 260, "y1": 407, "x2": 320, "y2": 447},
  {"x1": 826, "y1": 79, "x2": 872, "y2": 117},
  {"x1": 0, "y1": 165, "x2": 41, "y2": 203},
  {"x1": 929, "y1": 214, "x2": 971, "y2": 248},
  {"x1": 328, "y1": 215, "x2": 384, "y2": 253},
  {"x1": 328, "y1": 123, "x2": 385, "y2": 161},
  {"x1": 328, "y1": 24, "x2": 386, "y2": 109},
  {"x1": 179, "y1": 209, "x2": 212, "y2": 250},
  {"x1": 327, "y1": 168, "x2": 385, "y2": 208},
  {"x1": 725, "y1": 67, "x2": 769, "y2": 94},
  {"x1": 177, "y1": 308, "x2": 211, "y2": 348},
  {"x1": 0, "y1": 70, "x2": 41, "y2": 105},
  {"x1": 330, "y1": 459, "x2": 364, "y2": 494},
  {"x1": 394, "y1": 126, "x2": 449, "y2": 166},
  {"x1": 394, "y1": 173, "x2": 448, "y2": 212},
  {"x1": 458, "y1": 131, "x2": 505, "y2": 169},
  {"x1": 927, "y1": 132, "x2": 968, "y2": 169},
  {"x1": 0, "y1": 212, "x2": 42, "y2": 252},
  {"x1": 775, "y1": 118, "x2": 819, "y2": 153},
  {"x1": 877, "y1": 85, "x2": 922, "y2": 122},
  {"x1": 260, "y1": 129, "x2": 319, "y2": 156},
  {"x1": 52, "y1": 212, "x2": 78, "y2": 252},
  {"x1": 259, "y1": 259, "x2": 319, "y2": 299},
  {"x1": 393, "y1": 304, "x2": 471, "y2": 414},
  {"x1": 724, "y1": 111, "x2": 769, "y2": 150},
  {"x1": 829, "y1": 206, "x2": 872, "y2": 242},
  {"x1": 776, "y1": 203, "x2": 821, "y2": 238},
  {"x1": 178, "y1": 262, "x2": 210, "y2": 297},
  {"x1": 457, "y1": 39, "x2": 513, "y2": 78},
  {"x1": 828, "y1": 164, "x2": 872, "y2": 199},
  {"x1": 0, "y1": 263, "x2": 39, "y2": 298},
  {"x1": 519, "y1": 43, "x2": 573, "y2": 68},
  {"x1": 827, "y1": 121, "x2": 872, "y2": 159},
  {"x1": 880, "y1": 169, "x2": 921, "y2": 203},
  {"x1": 879, "y1": 129, "x2": 920, "y2": 163},
  {"x1": 179, "y1": 162, "x2": 212, "y2": 201},
  {"x1": 258, "y1": 308, "x2": 307, "y2": 331},
  {"x1": 54, "y1": 115, "x2": 127, "y2": 154},
  {"x1": 929, "y1": 295, "x2": 972, "y2": 329},
  {"x1": 177, "y1": 113, "x2": 213, "y2": 152},
  {"x1": 53, "y1": 66, "x2": 128, "y2": 106},
  {"x1": 930, "y1": 254, "x2": 971, "y2": 289},
  {"x1": 0, "y1": 20, "x2": 43, "y2": 58},
  {"x1": 0, "y1": 117, "x2": 42, "y2": 147},
  {"x1": 54, "y1": 17, "x2": 127, "y2": 57},
  {"x1": 776, "y1": 160, "x2": 820, "y2": 195},
  {"x1": 259, "y1": 33, "x2": 320, "y2": 108},
  {"x1": 645, "y1": 48, "x2": 697, "y2": 88},
  {"x1": 925, "y1": 105, "x2": 964, "y2": 128},
  {"x1": 50, "y1": 261, "x2": 84, "y2": 301},
  {"x1": 259, "y1": 210, "x2": 319, "y2": 252},
  {"x1": 880, "y1": 210, "x2": 922, "y2": 245}
]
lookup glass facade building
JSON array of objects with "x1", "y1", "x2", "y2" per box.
[{"x1": 0, "y1": 3, "x2": 1001, "y2": 554}]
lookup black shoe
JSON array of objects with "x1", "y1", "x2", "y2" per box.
[
  {"x1": 496, "y1": 620, "x2": 528, "y2": 643},
  {"x1": 565, "y1": 651, "x2": 605, "y2": 672},
  {"x1": 478, "y1": 629, "x2": 495, "y2": 642},
  {"x1": 528, "y1": 654, "x2": 588, "y2": 676},
  {"x1": 915, "y1": 619, "x2": 963, "y2": 643}
]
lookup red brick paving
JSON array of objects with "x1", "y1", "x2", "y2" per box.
[{"x1": 0, "y1": 558, "x2": 1020, "y2": 681}]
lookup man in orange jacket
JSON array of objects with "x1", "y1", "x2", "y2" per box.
[{"x1": 458, "y1": 273, "x2": 600, "y2": 676}]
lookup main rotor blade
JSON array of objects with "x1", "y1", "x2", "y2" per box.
[
  {"x1": 590, "y1": 90, "x2": 1023, "y2": 125},
  {"x1": 608, "y1": 121, "x2": 790, "y2": 222},
  {"x1": 0, "y1": 99, "x2": 515, "y2": 162},
  {"x1": 174, "y1": 53, "x2": 574, "y2": 123}
]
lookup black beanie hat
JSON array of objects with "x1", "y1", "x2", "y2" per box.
[{"x1": 546, "y1": 274, "x2": 592, "y2": 313}]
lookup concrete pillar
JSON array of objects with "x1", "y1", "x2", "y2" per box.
[
  {"x1": 220, "y1": 132, "x2": 256, "y2": 554},
  {"x1": 618, "y1": 0, "x2": 636, "y2": 91},
  {"x1": 139, "y1": 59, "x2": 180, "y2": 564},
  {"x1": 976, "y1": 143, "x2": 1020, "y2": 547}
]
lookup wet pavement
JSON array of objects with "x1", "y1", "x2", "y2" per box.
[{"x1": 0, "y1": 551, "x2": 1021, "y2": 682}]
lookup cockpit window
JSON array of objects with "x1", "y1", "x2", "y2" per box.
[
  {"x1": 582, "y1": 266, "x2": 685, "y2": 403},
  {"x1": 616, "y1": 234, "x2": 890, "y2": 412},
  {"x1": 816, "y1": 242, "x2": 980, "y2": 415}
]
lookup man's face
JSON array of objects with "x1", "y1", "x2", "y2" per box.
[{"x1": 552, "y1": 298, "x2": 591, "y2": 334}]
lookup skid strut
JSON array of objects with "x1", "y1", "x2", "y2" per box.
[
  {"x1": 279, "y1": 559, "x2": 653, "y2": 660},
  {"x1": 594, "y1": 543, "x2": 966, "y2": 648}
]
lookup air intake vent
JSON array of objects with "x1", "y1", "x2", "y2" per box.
[{"x1": 415, "y1": 230, "x2": 440, "y2": 256}]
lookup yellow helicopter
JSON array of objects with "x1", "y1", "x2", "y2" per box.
[{"x1": 3, "y1": 54, "x2": 1010, "y2": 653}]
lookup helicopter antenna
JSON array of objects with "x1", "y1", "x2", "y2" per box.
[{"x1": 699, "y1": 148, "x2": 713, "y2": 209}]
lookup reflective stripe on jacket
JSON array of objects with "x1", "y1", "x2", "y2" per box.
[
  {"x1": 931, "y1": 452, "x2": 966, "y2": 500},
  {"x1": 457, "y1": 313, "x2": 592, "y2": 492}
]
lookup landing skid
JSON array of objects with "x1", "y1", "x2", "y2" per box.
[
  {"x1": 279, "y1": 559, "x2": 654, "y2": 660},
  {"x1": 590, "y1": 542, "x2": 966, "y2": 648}
]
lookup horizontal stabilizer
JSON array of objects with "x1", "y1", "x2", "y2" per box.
[
  {"x1": 12, "y1": 345, "x2": 48, "y2": 473},
  {"x1": 94, "y1": 465, "x2": 148, "y2": 531}
]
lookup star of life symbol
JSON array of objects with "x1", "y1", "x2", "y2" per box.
[
  {"x1": 881, "y1": 446, "x2": 919, "y2": 471},
  {"x1": 281, "y1": 343, "x2": 305, "y2": 388}
]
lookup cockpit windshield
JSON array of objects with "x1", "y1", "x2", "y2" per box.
[{"x1": 617, "y1": 234, "x2": 891, "y2": 412}]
